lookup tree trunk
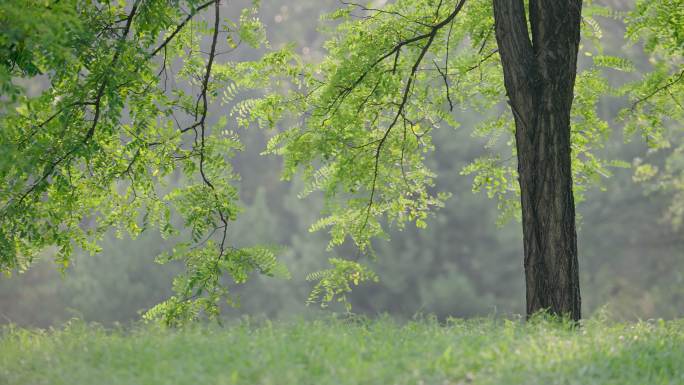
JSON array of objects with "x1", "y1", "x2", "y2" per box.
[{"x1": 492, "y1": 0, "x2": 582, "y2": 320}]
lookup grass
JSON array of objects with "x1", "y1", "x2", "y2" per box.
[{"x1": 1, "y1": 315, "x2": 683, "y2": 385}]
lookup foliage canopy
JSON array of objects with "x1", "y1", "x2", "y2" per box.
[
  {"x1": 0, "y1": 0, "x2": 682, "y2": 323},
  {"x1": 0, "y1": 0, "x2": 292, "y2": 324}
]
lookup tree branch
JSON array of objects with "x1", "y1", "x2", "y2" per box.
[
  {"x1": 492, "y1": 0, "x2": 535, "y2": 109},
  {"x1": 631, "y1": 68, "x2": 684, "y2": 112},
  {"x1": 323, "y1": 0, "x2": 467, "y2": 117},
  {"x1": 189, "y1": 0, "x2": 230, "y2": 257},
  {"x1": 148, "y1": 0, "x2": 216, "y2": 58},
  {"x1": 341, "y1": 1, "x2": 433, "y2": 27},
  {"x1": 359, "y1": 0, "x2": 468, "y2": 234},
  {"x1": 4, "y1": 0, "x2": 141, "y2": 212}
]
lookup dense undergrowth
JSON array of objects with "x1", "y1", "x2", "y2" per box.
[{"x1": 1, "y1": 315, "x2": 682, "y2": 385}]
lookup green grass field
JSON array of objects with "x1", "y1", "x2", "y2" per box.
[{"x1": 1, "y1": 315, "x2": 682, "y2": 385}]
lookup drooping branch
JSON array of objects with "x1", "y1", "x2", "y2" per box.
[
  {"x1": 4, "y1": 0, "x2": 228, "y2": 218},
  {"x1": 352, "y1": 0, "x2": 468, "y2": 234},
  {"x1": 3, "y1": 0, "x2": 141, "y2": 213},
  {"x1": 188, "y1": 0, "x2": 231, "y2": 258}
]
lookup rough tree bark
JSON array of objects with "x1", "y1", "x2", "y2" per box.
[{"x1": 492, "y1": 0, "x2": 582, "y2": 320}]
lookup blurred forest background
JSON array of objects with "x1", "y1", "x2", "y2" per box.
[{"x1": 1, "y1": 0, "x2": 682, "y2": 327}]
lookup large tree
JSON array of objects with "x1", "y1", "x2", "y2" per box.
[
  {"x1": 493, "y1": 1, "x2": 582, "y2": 318},
  {"x1": 262, "y1": 0, "x2": 680, "y2": 320}
]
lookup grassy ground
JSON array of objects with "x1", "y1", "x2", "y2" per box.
[{"x1": 1, "y1": 315, "x2": 682, "y2": 385}]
